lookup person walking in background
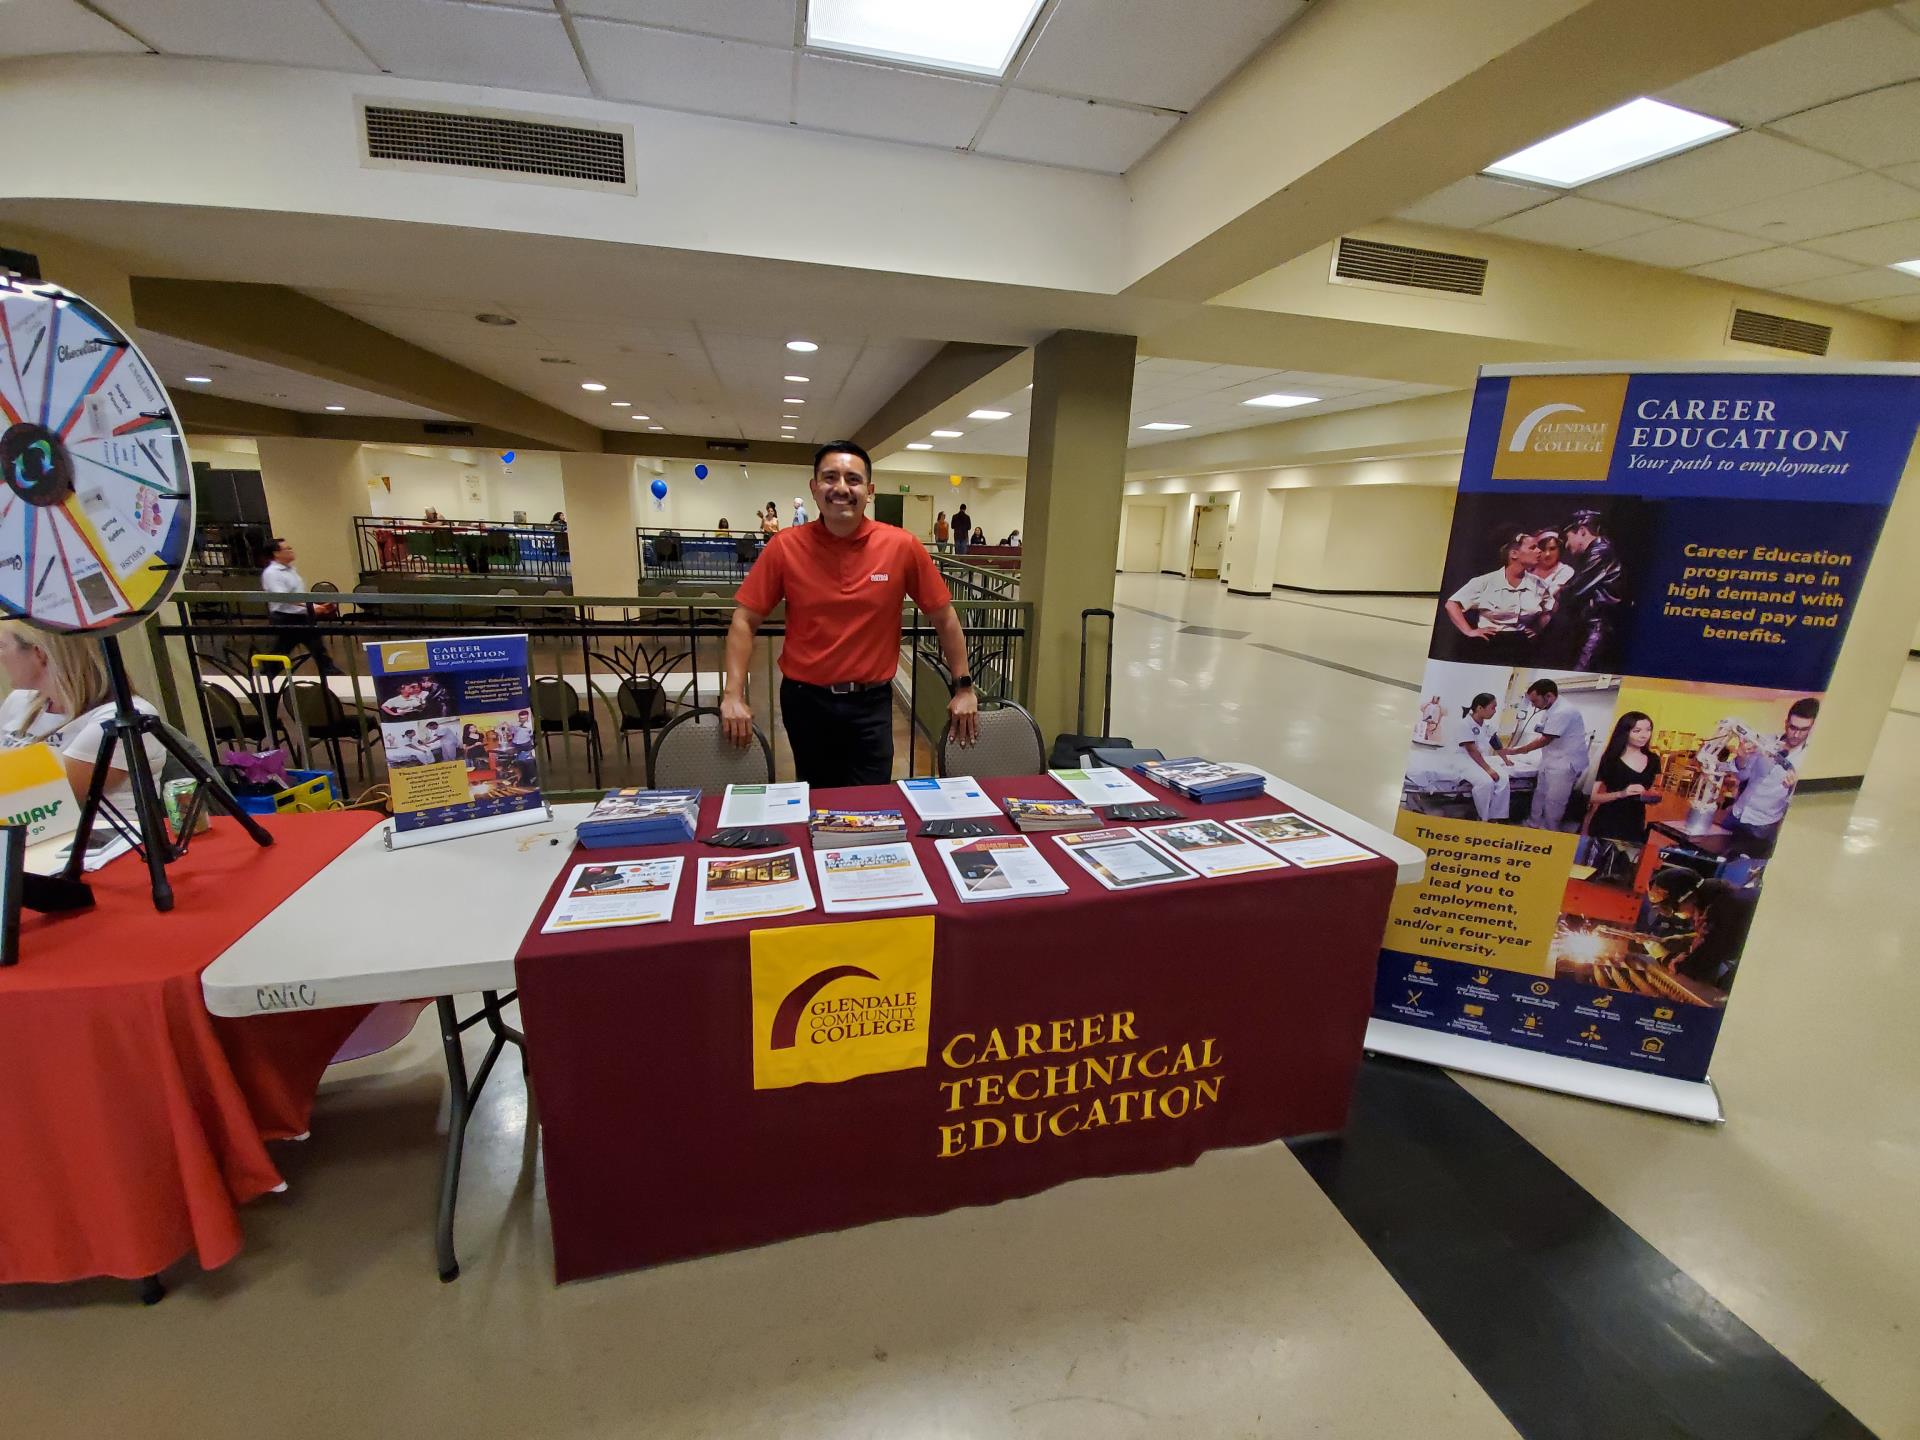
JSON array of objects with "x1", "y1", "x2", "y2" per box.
[
  {"x1": 934, "y1": 510, "x2": 950, "y2": 552},
  {"x1": 259, "y1": 537, "x2": 341, "y2": 675},
  {"x1": 760, "y1": 502, "x2": 781, "y2": 537},
  {"x1": 952, "y1": 504, "x2": 972, "y2": 556},
  {"x1": 792, "y1": 496, "x2": 808, "y2": 527}
]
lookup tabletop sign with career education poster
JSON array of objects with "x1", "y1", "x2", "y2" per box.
[
  {"x1": 1376, "y1": 361, "x2": 1920, "y2": 1118},
  {"x1": 365, "y1": 634, "x2": 548, "y2": 849}
]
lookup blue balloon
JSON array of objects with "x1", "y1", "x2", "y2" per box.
[
  {"x1": 500, "y1": 450, "x2": 515, "y2": 465},
  {"x1": 650, "y1": 478, "x2": 668, "y2": 500},
  {"x1": 694, "y1": 464, "x2": 709, "y2": 480}
]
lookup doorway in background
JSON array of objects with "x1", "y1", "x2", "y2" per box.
[{"x1": 1190, "y1": 503, "x2": 1230, "y2": 579}]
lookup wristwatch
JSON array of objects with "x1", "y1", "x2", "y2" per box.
[{"x1": 953, "y1": 675, "x2": 974, "y2": 691}]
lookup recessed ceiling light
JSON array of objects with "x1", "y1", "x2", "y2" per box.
[
  {"x1": 968, "y1": 409, "x2": 1011, "y2": 420},
  {"x1": 783, "y1": 397, "x2": 805, "y2": 405},
  {"x1": 648, "y1": 425, "x2": 664, "y2": 431},
  {"x1": 781, "y1": 425, "x2": 798, "y2": 431},
  {"x1": 581, "y1": 381, "x2": 607, "y2": 392},
  {"x1": 474, "y1": 312, "x2": 517, "y2": 326},
  {"x1": 1484, "y1": 97, "x2": 1734, "y2": 188},
  {"x1": 1139, "y1": 422, "x2": 1191, "y2": 431},
  {"x1": 633, "y1": 414, "x2": 650, "y2": 421},
  {"x1": 784, "y1": 374, "x2": 810, "y2": 383},
  {"x1": 807, "y1": 0, "x2": 1044, "y2": 77},
  {"x1": 906, "y1": 442, "x2": 933, "y2": 450},
  {"x1": 324, "y1": 405, "x2": 346, "y2": 412},
  {"x1": 786, "y1": 340, "x2": 818, "y2": 353},
  {"x1": 1891, "y1": 259, "x2": 1920, "y2": 277},
  {"x1": 184, "y1": 375, "x2": 212, "y2": 384},
  {"x1": 611, "y1": 400, "x2": 631, "y2": 407},
  {"x1": 1243, "y1": 393, "x2": 1318, "y2": 409},
  {"x1": 930, "y1": 429, "x2": 963, "y2": 438}
]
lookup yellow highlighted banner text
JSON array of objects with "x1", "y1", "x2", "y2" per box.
[
  {"x1": 1385, "y1": 812, "x2": 1575, "y2": 975},
  {"x1": 751, "y1": 916, "x2": 934, "y2": 1090}
]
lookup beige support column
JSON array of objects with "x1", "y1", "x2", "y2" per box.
[
  {"x1": 560, "y1": 453, "x2": 640, "y2": 598},
  {"x1": 254, "y1": 439, "x2": 366, "y2": 590},
  {"x1": 1019, "y1": 330, "x2": 1137, "y2": 738},
  {"x1": 1224, "y1": 488, "x2": 1284, "y2": 596}
]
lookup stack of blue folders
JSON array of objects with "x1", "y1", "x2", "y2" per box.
[
  {"x1": 1134, "y1": 758, "x2": 1265, "y2": 804},
  {"x1": 577, "y1": 788, "x2": 701, "y2": 848}
]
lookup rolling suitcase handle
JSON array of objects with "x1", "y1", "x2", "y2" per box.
[{"x1": 1078, "y1": 607, "x2": 1115, "y2": 740}]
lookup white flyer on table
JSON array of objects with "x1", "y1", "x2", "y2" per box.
[
  {"x1": 541, "y1": 857, "x2": 684, "y2": 933},
  {"x1": 1053, "y1": 827, "x2": 1196, "y2": 890},
  {"x1": 898, "y1": 775, "x2": 999, "y2": 820},
  {"x1": 694, "y1": 846, "x2": 815, "y2": 925},
  {"x1": 1142, "y1": 818, "x2": 1288, "y2": 878},
  {"x1": 717, "y1": 782, "x2": 810, "y2": 828},
  {"x1": 934, "y1": 835, "x2": 1068, "y2": 902},
  {"x1": 1047, "y1": 767, "x2": 1154, "y2": 807},
  {"x1": 1229, "y1": 812, "x2": 1376, "y2": 868},
  {"x1": 814, "y1": 842, "x2": 937, "y2": 914}
]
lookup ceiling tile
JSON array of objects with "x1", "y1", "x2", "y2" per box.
[
  {"x1": 1698, "y1": 171, "x2": 1920, "y2": 244},
  {"x1": 1776, "y1": 268, "x2": 1920, "y2": 304},
  {"x1": 1658, "y1": 11, "x2": 1920, "y2": 126},
  {"x1": 975, "y1": 89, "x2": 1178, "y2": 174},
  {"x1": 0, "y1": 0, "x2": 143, "y2": 55},
  {"x1": 795, "y1": 54, "x2": 996, "y2": 148},
  {"x1": 1856, "y1": 292, "x2": 1920, "y2": 320},
  {"x1": 1883, "y1": 161, "x2": 1920, "y2": 188},
  {"x1": 1588, "y1": 223, "x2": 1768, "y2": 269},
  {"x1": 329, "y1": 0, "x2": 589, "y2": 93},
  {"x1": 1582, "y1": 131, "x2": 1854, "y2": 218},
  {"x1": 1482, "y1": 197, "x2": 1667, "y2": 248},
  {"x1": 1396, "y1": 175, "x2": 1554, "y2": 229},
  {"x1": 569, "y1": 0, "x2": 795, "y2": 46},
  {"x1": 576, "y1": 19, "x2": 793, "y2": 121},
  {"x1": 1686, "y1": 247, "x2": 1858, "y2": 289},
  {"x1": 1770, "y1": 81, "x2": 1920, "y2": 169},
  {"x1": 1801, "y1": 216, "x2": 1920, "y2": 266},
  {"x1": 92, "y1": 0, "x2": 376, "y2": 67},
  {"x1": 1013, "y1": 0, "x2": 1306, "y2": 111}
]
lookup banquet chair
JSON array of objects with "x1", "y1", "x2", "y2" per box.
[
  {"x1": 649, "y1": 707, "x2": 773, "y2": 790},
  {"x1": 532, "y1": 676, "x2": 602, "y2": 770},
  {"x1": 201, "y1": 682, "x2": 265, "y2": 750},
  {"x1": 285, "y1": 680, "x2": 379, "y2": 784},
  {"x1": 938, "y1": 699, "x2": 1045, "y2": 779}
]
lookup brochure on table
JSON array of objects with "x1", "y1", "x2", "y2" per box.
[
  {"x1": 1142, "y1": 819, "x2": 1287, "y2": 878},
  {"x1": 0, "y1": 743, "x2": 79, "y2": 845},
  {"x1": 1048, "y1": 767, "x2": 1154, "y2": 808},
  {"x1": 365, "y1": 634, "x2": 547, "y2": 849},
  {"x1": 815, "y1": 843, "x2": 937, "y2": 913},
  {"x1": 899, "y1": 776, "x2": 998, "y2": 820},
  {"x1": 719, "y1": 783, "x2": 810, "y2": 828},
  {"x1": 935, "y1": 835, "x2": 1068, "y2": 902},
  {"x1": 542, "y1": 858, "x2": 684, "y2": 933},
  {"x1": 695, "y1": 845, "x2": 815, "y2": 925},
  {"x1": 1232, "y1": 813, "x2": 1375, "y2": 868},
  {"x1": 1054, "y1": 827, "x2": 1196, "y2": 890}
]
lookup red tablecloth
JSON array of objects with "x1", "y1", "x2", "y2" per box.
[
  {"x1": 516, "y1": 777, "x2": 1400, "y2": 1282},
  {"x1": 0, "y1": 811, "x2": 378, "y2": 1284}
]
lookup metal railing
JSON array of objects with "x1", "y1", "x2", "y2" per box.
[
  {"x1": 636, "y1": 525, "x2": 769, "y2": 585},
  {"x1": 150, "y1": 588, "x2": 1031, "y2": 800},
  {"x1": 355, "y1": 516, "x2": 571, "y2": 581}
]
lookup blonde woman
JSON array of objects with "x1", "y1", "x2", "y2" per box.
[{"x1": 0, "y1": 623, "x2": 170, "y2": 817}]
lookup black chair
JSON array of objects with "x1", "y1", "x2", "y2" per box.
[
  {"x1": 310, "y1": 579, "x2": 341, "y2": 593},
  {"x1": 200, "y1": 683, "x2": 265, "y2": 750},
  {"x1": 939, "y1": 699, "x2": 1046, "y2": 779},
  {"x1": 285, "y1": 680, "x2": 379, "y2": 784},
  {"x1": 532, "y1": 676, "x2": 602, "y2": 772}
]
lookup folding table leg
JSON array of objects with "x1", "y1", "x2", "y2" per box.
[{"x1": 435, "y1": 995, "x2": 472, "y2": 1282}]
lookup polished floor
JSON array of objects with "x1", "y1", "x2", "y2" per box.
[{"x1": 6, "y1": 574, "x2": 1916, "y2": 1439}]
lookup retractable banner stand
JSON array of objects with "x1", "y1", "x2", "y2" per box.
[
  {"x1": 1372, "y1": 362, "x2": 1920, "y2": 1120},
  {"x1": 365, "y1": 634, "x2": 549, "y2": 848}
]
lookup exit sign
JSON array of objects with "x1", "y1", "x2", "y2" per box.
[{"x1": 897, "y1": 484, "x2": 912, "y2": 493}]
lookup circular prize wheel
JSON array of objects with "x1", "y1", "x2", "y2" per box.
[{"x1": 0, "y1": 276, "x2": 193, "y2": 635}]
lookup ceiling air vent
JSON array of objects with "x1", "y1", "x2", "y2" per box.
[
  {"x1": 705, "y1": 440, "x2": 749, "y2": 454},
  {"x1": 359, "y1": 101, "x2": 634, "y2": 193},
  {"x1": 1333, "y1": 237, "x2": 1488, "y2": 297},
  {"x1": 1728, "y1": 307, "x2": 1832, "y2": 357},
  {"x1": 422, "y1": 422, "x2": 476, "y2": 438}
]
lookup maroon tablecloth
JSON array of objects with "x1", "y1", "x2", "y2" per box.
[{"x1": 514, "y1": 776, "x2": 1398, "y2": 1282}]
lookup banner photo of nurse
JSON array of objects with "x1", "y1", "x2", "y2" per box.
[{"x1": 1373, "y1": 362, "x2": 1919, "y2": 1105}]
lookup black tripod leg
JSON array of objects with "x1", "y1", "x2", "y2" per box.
[
  {"x1": 60, "y1": 725, "x2": 119, "y2": 886},
  {"x1": 114, "y1": 704, "x2": 177, "y2": 913},
  {"x1": 149, "y1": 721, "x2": 275, "y2": 850}
]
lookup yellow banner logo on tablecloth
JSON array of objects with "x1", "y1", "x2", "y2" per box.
[
  {"x1": 1492, "y1": 373, "x2": 1629, "y2": 481},
  {"x1": 750, "y1": 916, "x2": 934, "y2": 1090}
]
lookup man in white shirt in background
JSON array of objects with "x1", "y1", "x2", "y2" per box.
[
  {"x1": 1724, "y1": 697, "x2": 1817, "y2": 856},
  {"x1": 260, "y1": 537, "x2": 340, "y2": 675},
  {"x1": 1498, "y1": 678, "x2": 1588, "y2": 831}
]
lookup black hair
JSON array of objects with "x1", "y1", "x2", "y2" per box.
[
  {"x1": 1465, "y1": 691, "x2": 1497, "y2": 716},
  {"x1": 1648, "y1": 866, "x2": 1700, "y2": 903},
  {"x1": 1525, "y1": 678, "x2": 1559, "y2": 699},
  {"x1": 812, "y1": 441, "x2": 873, "y2": 479},
  {"x1": 1567, "y1": 508, "x2": 1604, "y2": 533},
  {"x1": 1495, "y1": 528, "x2": 1532, "y2": 565},
  {"x1": 1602, "y1": 710, "x2": 1652, "y2": 768},
  {"x1": 1787, "y1": 697, "x2": 1820, "y2": 723},
  {"x1": 262, "y1": 536, "x2": 290, "y2": 565}
]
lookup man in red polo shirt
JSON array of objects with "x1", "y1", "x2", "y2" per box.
[{"x1": 722, "y1": 441, "x2": 978, "y2": 785}]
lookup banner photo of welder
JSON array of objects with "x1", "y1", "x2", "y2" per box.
[{"x1": 1372, "y1": 362, "x2": 1920, "y2": 1116}]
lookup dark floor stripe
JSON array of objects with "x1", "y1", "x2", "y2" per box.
[
  {"x1": 1292, "y1": 1059, "x2": 1878, "y2": 1440},
  {"x1": 1247, "y1": 641, "x2": 1419, "y2": 692},
  {"x1": 1270, "y1": 593, "x2": 1432, "y2": 628},
  {"x1": 1177, "y1": 624, "x2": 1250, "y2": 639},
  {"x1": 1116, "y1": 603, "x2": 1183, "y2": 623},
  {"x1": 1889, "y1": 705, "x2": 1920, "y2": 720}
]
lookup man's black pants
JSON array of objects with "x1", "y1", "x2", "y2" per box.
[
  {"x1": 780, "y1": 679, "x2": 893, "y2": 788},
  {"x1": 269, "y1": 612, "x2": 337, "y2": 675}
]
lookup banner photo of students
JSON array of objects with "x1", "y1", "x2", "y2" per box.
[
  {"x1": 365, "y1": 634, "x2": 548, "y2": 849},
  {"x1": 1374, "y1": 362, "x2": 1920, "y2": 1120}
]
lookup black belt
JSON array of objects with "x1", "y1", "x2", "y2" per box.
[{"x1": 787, "y1": 678, "x2": 890, "y2": 696}]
